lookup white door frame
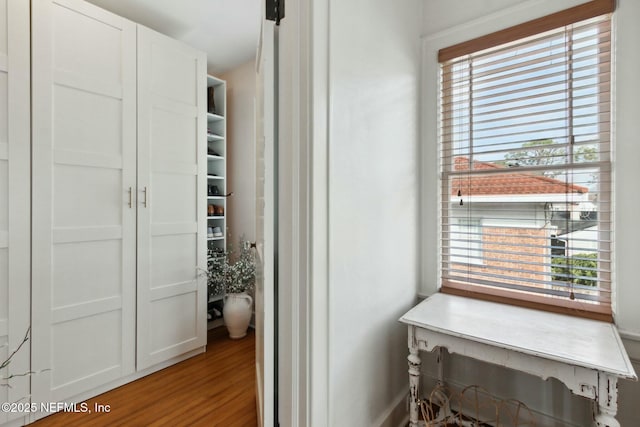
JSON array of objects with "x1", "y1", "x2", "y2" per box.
[
  {"x1": 275, "y1": 0, "x2": 331, "y2": 425},
  {"x1": 255, "y1": 13, "x2": 276, "y2": 427}
]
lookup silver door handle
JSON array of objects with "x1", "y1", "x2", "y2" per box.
[
  {"x1": 128, "y1": 187, "x2": 133, "y2": 208},
  {"x1": 142, "y1": 187, "x2": 148, "y2": 208}
]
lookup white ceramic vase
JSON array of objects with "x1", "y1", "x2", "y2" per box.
[{"x1": 223, "y1": 292, "x2": 253, "y2": 339}]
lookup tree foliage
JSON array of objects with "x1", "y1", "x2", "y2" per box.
[
  {"x1": 504, "y1": 139, "x2": 597, "y2": 177},
  {"x1": 505, "y1": 139, "x2": 563, "y2": 168},
  {"x1": 551, "y1": 253, "x2": 598, "y2": 287}
]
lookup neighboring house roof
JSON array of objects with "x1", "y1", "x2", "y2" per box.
[{"x1": 452, "y1": 157, "x2": 589, "y2": 196}]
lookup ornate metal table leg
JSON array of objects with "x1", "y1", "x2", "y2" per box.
[{"x1": 408, "y1": 346, "x2": 422, "y2": 427}]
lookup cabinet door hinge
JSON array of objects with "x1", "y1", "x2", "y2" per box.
[{"x1": 266, "y1": 0, "x2": 284, "y2": 25}]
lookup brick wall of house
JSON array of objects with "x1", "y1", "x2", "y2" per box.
[{"x1": 453, "y1": 226, "x2": 552, "y2": 288}]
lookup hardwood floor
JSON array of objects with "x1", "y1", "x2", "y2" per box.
[{"x1": 32, "y1": 327, "x2": 257, "y2": 427}]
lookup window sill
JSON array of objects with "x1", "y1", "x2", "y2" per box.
[{"x1": 441, "y1": 281, "x2": 612, "y2": 322}]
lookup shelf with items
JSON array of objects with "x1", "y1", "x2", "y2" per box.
[
  {"x1": 207, "y1": 294, "x2": 225, "y2": 330},
  {"x1": 206, "y1": 75, "x2": 227, "y2": 329},
  {"x1": 207, "y1": 317, "x2": 225, "y2": 330},
  {"x1": 209, "y1": 294, "x2": 225, "y2": 303},
  {"x1": 207, "y1": 201, "x2": 225, "y2": 219}
]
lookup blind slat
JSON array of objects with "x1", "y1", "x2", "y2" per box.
[
  {"x1": 442, "y1": 97, "x2": 610, "y2": 127},
  {"x1": 444, "y1": 267, "x2": 611, "y2": 292},
  {"x1": 467, "y1": 44, "x2": 611, "y2": 84},
  {"x1": 441, "y1": 87, "x2": 610, "y2": 117}
]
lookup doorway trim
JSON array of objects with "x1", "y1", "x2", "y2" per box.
[{"x1": 276, "y1": 0, "x2": 331, "y2": 425}]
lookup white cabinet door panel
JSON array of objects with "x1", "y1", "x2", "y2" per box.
[
  {"x1": 136, "y1": 26, "x2": 206, "y2": 370},
  {"x1": 0, "y1": 0, "x2": 30, "y2": 423},
  {"x1": 32, "y1": 0, "x2": 136, "y2": 404}
]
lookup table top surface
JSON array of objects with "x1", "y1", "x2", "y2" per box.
[{"x1": 400, "y1": 293, "x2": 637, "y2": 379}]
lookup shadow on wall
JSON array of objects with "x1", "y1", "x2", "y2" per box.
[
  {"x1": 618, "y1": 360, "x2": 640, "y2": 426},
  {"x1": 420, "y1": 352, "x2": 593, "y2": 426}
]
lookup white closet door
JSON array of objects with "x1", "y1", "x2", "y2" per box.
[
  {"x1": 0, "y1": 0, "x2": 30, "y2": 422},
  {"x1": 31, "y1": 0, "x2": 137, "y2": 403},
  {"x1": 136, "y1": 26, "x2": 207, "y2": 370}
]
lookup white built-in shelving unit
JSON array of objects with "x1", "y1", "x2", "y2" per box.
[
  {"x1": 206, "y1": 75, "x2": 227, "y2": 250},
  {"x1": 207, "y1": 75, "x2": 227, "y2": 328}
]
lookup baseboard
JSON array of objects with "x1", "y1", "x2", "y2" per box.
[
  {"x1": 207, "y1": 318, "x2": 225, "y2": 330},
  {"x1": 619, "y1": 330, "x2": 640, "y2": 362},
  {"x1": 0, "y1": 415, "x2": 28, "y2": 427},
  {"x1": 374, "y1": 389, "x2": 410, "y2": 427},
  {"x1": 396, "y1": 413, "x2": 410, "y2": 427}
]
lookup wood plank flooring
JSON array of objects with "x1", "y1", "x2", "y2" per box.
[{"x1": 32, "y1": 327, "x2": 257, "y2": 427}]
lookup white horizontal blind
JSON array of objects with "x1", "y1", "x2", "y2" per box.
[{"x1": 439, "y1": 15, "x2": 612, "y2": 318}]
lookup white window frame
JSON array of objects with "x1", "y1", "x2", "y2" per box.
[{"x1": 420, "y1": 0, "x2": 615, "y2": 322}]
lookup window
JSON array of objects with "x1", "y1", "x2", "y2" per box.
[{"x1": 438, "y1": 0, "x2": 614, "y2": 321}]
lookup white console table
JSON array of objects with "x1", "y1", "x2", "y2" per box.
[{"x1": 399, "y1": 293, "x2": 637, "y2": 427}]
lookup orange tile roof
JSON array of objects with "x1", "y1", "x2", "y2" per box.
[{"x1": 452, "y1": 157, "x2": 588, "y2": 196}]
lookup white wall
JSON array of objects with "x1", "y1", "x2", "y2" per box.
[
  {"x1": 220, "y1": 59, "x2": 257, "y2": 246},
  {"x1": 420, "y1": 0, "x2": 640, "y2": 425},
  {"x1": 327, "y1": 0, "x2": 422, "y2": 425},
  {"x1": 421, "y1": 0, "x2": 529, "y2": 35}
]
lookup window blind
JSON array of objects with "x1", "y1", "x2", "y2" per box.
[{"x1": 438, "y1": 6, "x2": 613, "y2": 321}]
